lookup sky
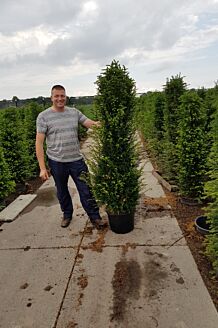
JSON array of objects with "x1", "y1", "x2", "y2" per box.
[{"x1": 0, "y1": 0, "x2": 218, "y2": 99}]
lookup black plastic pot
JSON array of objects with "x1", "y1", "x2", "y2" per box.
[
  {"x1": 107, "y1": 212, "x2": 134, "y2": 234},
  {"x1": 195, "y1": 216, "x2": 210, "y2": 235}
]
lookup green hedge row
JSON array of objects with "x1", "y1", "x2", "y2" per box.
[
  {"x1": 0, "y1": 103, "x2": 43, "y2": 204},
  {"x1": 135, "y1": 76, "x2": 218, "y2": 273},
  {"x1": 136, "y1": 76, "x2": 218, "y2": 199},
  {"x1": 0, "y1": 103, "x2": 94, "y2": 206},
  {"x1": 205, "y1": 109, "x2": 218, "y2": 275}
]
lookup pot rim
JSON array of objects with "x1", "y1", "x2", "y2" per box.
[{"x1": 195, "y1": 216, "x2": 210, "y2": 234}]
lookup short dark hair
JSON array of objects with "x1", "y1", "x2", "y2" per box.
[{"x1": 51, "y1": 85, "x2": 65, "y2": 93}]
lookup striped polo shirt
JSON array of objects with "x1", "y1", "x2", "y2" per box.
[{"x1": 36, "y1": 106, "x2": 88, "y2": 162}]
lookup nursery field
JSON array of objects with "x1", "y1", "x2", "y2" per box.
[
  {"x1": 0, "y1": 103, "x2": 95, "y2": 211},
  {"x1": 0, "y1": 74, "x2": 217, "y2": 310}
]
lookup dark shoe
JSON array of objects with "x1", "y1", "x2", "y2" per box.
[
  {"x1": 90, "y1": 218, "x2": 106, "y2": 230},
  {"x1": 61, "y1": 218, "x2": 71, "y2": 228}
]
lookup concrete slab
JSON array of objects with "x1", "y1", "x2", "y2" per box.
[
  {"x1": 0, "y1": 248, "x2": 77, "y2": 328},
  {"x1": 56, "y1": 246, "x2": 218, "y2": 328},
  {"x1": 140, "y1": 170, "x2": 166, "y2": 198},
  {"x1": 0, "y1": 203, "x2": 86, "y2": 249},
  {"x1": 82, "y1": 211, "x2": 186, "y2": 247},
  {"x1": 0, "y1": 183, "x2": 88, "y2": 249},
  {"x1": 138, "y1": 154, "x2": 155, "y2": 172},
  {"x1": 38, "y1": 177, "x2": 55, "y2": 190},
  {"x1": 0, "y1": 194, "x2": 37, "y2": 222},
  {"x1": 0, "y1": 134, "x2": 217, "y2": 328}
]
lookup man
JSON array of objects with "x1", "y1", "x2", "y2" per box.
[{"x1": 36, "y1": 85, "x2": 104, "y2": 229}]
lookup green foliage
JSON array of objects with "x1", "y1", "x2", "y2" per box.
[
  {"x1": 154, "y1": 92, "x2": 165, "y2": 141},
  {"x1": 89, "y1": 60, "x2": 141, "y2": 214},
  {"x1": 23, "y1": 102, "x2": 43, "y2": 177},
  {"x1": 163, "y1": 74, "x2": 187, "y2": 142},
  {"x1": 0, "y1": 103, "x2": 43, "y2": 184},
  {"x1": 0, "y1": 146, "x2": 15, "y2": 202},
  {"x1": 135, "y1": 92, "x2": 159, "y2": 141},
  {"x1": 177, "y1": 91, "x2": 207, "y2": 199},
  {"x1": 135, "y1": 91, "x2": 166, "y2": 174},
  {"x1": 162, "y1": 74, "x2": 187, "y2": 181},
  {"x1": 0, "y1": 108, "x2": 31, "y2": 182},
  {"x1": 205, "y1": 108, "x2": 218, "y2": 274},
  {"x1": 77, "y1": 104, "x2": 97, "y2": 139}
]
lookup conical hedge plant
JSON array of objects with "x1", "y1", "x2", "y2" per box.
[{"x1": 89, "y1": 60, "x2": 141, "y2": 223}]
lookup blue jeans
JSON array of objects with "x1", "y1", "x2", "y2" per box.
[{"x1": 48, "y1": 157, "x2": 101, "y2": 221}]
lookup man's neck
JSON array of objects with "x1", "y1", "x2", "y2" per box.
[{"x1": 52, "y1": 106, "x2": 65, "y2": 112}]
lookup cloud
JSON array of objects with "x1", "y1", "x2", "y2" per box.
[
  {"x1": 0, "y1": 0, "x2": 218, "y2": 98},
  {"x1": 0, "y1": 0, "x2": 84, "y2": 34}
]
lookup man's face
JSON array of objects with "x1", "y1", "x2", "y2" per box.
[{"x1": 51, "y1": 88, "x2": 66, "y2": 109}]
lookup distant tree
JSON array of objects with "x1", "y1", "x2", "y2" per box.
[
  {"x1": 37, "y1": 96, "x2": 46, "y2": 108},
  {"x1": 12, "y1": 96, "x2": 19, "y2": 107}
]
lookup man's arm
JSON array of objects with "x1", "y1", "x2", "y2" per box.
[
  {"x1": 35, "y1": 132, "x2": 49, "y2": 181},
  {"x1": 81, "y1": 119, "x2": 101, "y2": 129}
]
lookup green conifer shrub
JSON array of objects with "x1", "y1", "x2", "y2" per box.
[
  {"x1": 177, "y1": 91, "x2": 207, "y2": 199},
  {"x1": 162, "y1": 74, "x2": 187, "y2": 182},
  {"x1": 89, "y1": 60, "x2": 141, "y2": 214}
]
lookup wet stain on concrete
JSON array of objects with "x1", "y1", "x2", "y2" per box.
[
  {"x1": 77, "y1": 292, "x2": 84, "y2": 307},
  {"x1": 66, "y1": 321, "x2": 78, "y2": 328},
  {"x1": 22, "y1": 187, "x2": 58, "y2": 213},
  {"x1": 24, "y1": 246, "x2": 31, "y2": 251},
  {"x1": 82, "y1": 227, "x2": 108, "y2": 253},
  {"x1": 144, "y1": 250, "x2": 168, "y2": 260},
  {"x1": 77, "y1": 274, "x2": 88, "y2": 289},
  {"x1": 121, "y1": 242, "x2": 137, "y2": 255},
  {"x1": 80, "y1": 226, "x2": 93, "y2": 235},
  {"x1": 111, "y1": 259, "x2": 141, "y2": 322},
  {"x1": 143, "y1": 258, "x2": 168, "y2": 300},
  {"x1": 36, "y1": 187, "x2": 57, "y2": 203},
  {"x1": 176, "y1": 277, "x2": 185, "y2": 284},
  {"x1": 170, "y1": 262, "x2": 181, "y2": 273},
  {"x1": 44, "y1": 285, "x2": 53, "y2": 291},
  {"x1": 20, "y1": 283, "x2": 29, "y2": 289}
]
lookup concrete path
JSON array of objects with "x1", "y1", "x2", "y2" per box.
[{"x1": 0, "y1": 135, "x2": 217, "y2": 328}]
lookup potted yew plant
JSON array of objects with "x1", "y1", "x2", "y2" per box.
[{"x1": 89, "y1": 60, "x2": 141, "y2": 233}]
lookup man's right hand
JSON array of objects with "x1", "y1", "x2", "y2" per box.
[{"x1": 40, "y1": 169, "x2": 49, "y2": 181}]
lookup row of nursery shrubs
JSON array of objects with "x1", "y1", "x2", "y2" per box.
[
  {"x1": 135, "y1": 75, "x2": 218, "y2": 275},
  {"x1": 0, "y1": 103, "x2": 43, "y2": 206},
  {"x1": 0, "y1": 102, "x2": 94, "y2": 207}
]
